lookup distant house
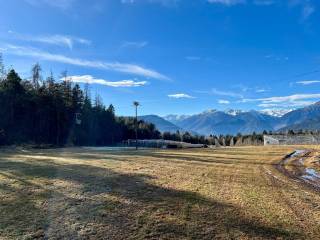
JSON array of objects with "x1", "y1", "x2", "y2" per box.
[{"x1": 264, "y1": 134, "x2": 320, "y2": 145}]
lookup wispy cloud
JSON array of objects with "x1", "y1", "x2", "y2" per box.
[
  {"x1": 218, "y1": 99, "x2": 230, "y2": 104},
  {"x1": 301, "y1": 4, "x2": 315, "y2": 20},
  {"x1": 296, "y1": 80, "x2": 320, "y2": 85},
  {"x1": 288, "y1": 0, "x2": 315, "y2": 22},
  {"x1": 8, "y1": 31, "x2": 90, "y2": 49},
  {"x1": 185, "y1": 56, "x2": 201, "y2": 61},
  {"x1": 168, "y1": 93, "x2": 195, "y2": 99},
  {"x1": 207, "y1": 0, "x2": 246, "y2": 6},
  {"x1": 64, "y1": 75, "x2": 148, "y2": 87},
  {"x1": 210, "y1": 88, "x2": 243, "y2": 98},
  {"x1": 253, "y1": 0, "x2": 274, "y2": 6},
  {"x1": 196, "y1": 88, "x2": 243, "y2": 98},
  {"x1": 258, "y1": 101, "x2": 314, "y2": 108},
  {"x1": 1, "y1": 44, "x2": 169, "y2": 80},
  {"x1": 256, "y1": 88, "x2": 267, "y2": 93},
  {"x1": 122, "y1": 0, "x2": 278, "y2": 7},
  {"x1": 242, "y1": 93, "x2": 320, "y2": 108},
  {"x1": 121, "y1": 0, "x2": 180, "y2": 6},
  {"x1": 24, "y1": 0, "x2": 76, "y2": 10},
  {"x1": 121, "y1": 41, "x2": 148, "y2": 49},
  {"x1": 264, "y1": 54, "x2": 289, "y2": 61}
]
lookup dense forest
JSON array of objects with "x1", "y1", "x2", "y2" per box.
[{"x1": 0, "y1": 57, "x2": 161, "y2": 146}]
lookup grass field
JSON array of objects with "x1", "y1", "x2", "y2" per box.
[{"x1": 1, "y1": 146, "x2": 320, "y2": 239}]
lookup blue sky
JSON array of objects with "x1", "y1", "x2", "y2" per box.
[{"x1": 1, "y1": 0, "x2": 320, "y2": 116}]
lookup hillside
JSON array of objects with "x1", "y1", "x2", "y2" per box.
[
  {"x1": 159, "y1": 103, "x2": 320, "y2": 135},
  {"x1": 138, "y1": 103, "x2": 320, "y2": 136},
  {"x1": 280, "y1": 102, "x2": 320, "y2": 127},
  {"x1": 169, "y1": 110, "x2": 279, "y2": 135},
  {"x1": 139, "y1": 115, "x2": 183, "y2": 133},
  {"x1": 279, "y1": 118, "x2": 320, "y2": 132}
]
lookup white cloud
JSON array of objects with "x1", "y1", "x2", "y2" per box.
[
  {"x1": 243, "y1": 93, "x2": 320, "y2": 108},
  {"x1": 207, "y1": 0, "x2": 246, "y2": 6},
  {"x1": 63, "y1": 75, "x2": 148, "y2": 87},
  {"x1": 9, "y1": 31, "x2": 90, "y2": 49},
  {"x1": 1, "y1": 44, "x2": 169, "y2": 80},
  {"x1": 168, "y1": 93, "x2": 195, "y2": 99},
  {"x1": 258, "y1": 101, "x2": 315, "y2": 108},
  {"x1": 210, "y1": 88, "x2": 243, "y2": 98},
  {"x1": 260, "y1": 94, "x2": 320, "y2": 103},
  {"x1": 296, "y1": 80, "x2": 320, "y2": 85},
  {"x1": 218, "y1": 99, "x2": 230, "y2": 104},
  {"x1": 121, "y1": 41, "x2": 148, "y2": 48},
  {"x1": 121, "y1": 0, "x2": 179, "y2": 6},
  {"x1": 264, "y1": 54, "x2": 289, "y2": 61},
  {"x1": 256, "y1": 88, "x2": 267, "y2": 93},
  {"x1": 24, "y1": 0, "x2": 76, "y2": 10},
  {"x1": 122, "y1": 0, "x2": 279, "y2": 6}
]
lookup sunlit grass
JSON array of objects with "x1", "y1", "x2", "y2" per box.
[{"x1": 0, "y1": 146, "x2": 320, "y2": 239}]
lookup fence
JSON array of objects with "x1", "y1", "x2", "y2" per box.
[
  {"x1": 264, "y1": 134, "x2": 320, "y2": 145},
  {"x1": 124, "y1": 139, "x2": 205, "y2": 149}
]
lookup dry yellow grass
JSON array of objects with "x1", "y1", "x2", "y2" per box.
[{"x1": 0, "y1": 146, "x2": 320, "y2": 239}]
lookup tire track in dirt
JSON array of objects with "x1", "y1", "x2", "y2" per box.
[
  {"x1": 275, "y1": 150, "x2": 320, "y2": 192},
  {"x1": 262, "y1": 150, "x2": 320, "y2": 238},
  {"x1": 261, "y1": 165, "x2": 311, "y2": 234}
]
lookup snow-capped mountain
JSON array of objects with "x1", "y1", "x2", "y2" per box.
[
  {"x1": 170, "y1": 110, "x2": 278, "y2": 135},
  {"x1": 224, "y1": 109, "x2": 243, "y2": 116},
  {"x1": 259, "y1": 109, "x2": 292, "y2": 117},
  {"x1": 163, "y1": 114, "x2": 191, "y2": 124},
  {"x1": 144, "y1": 103, "x2": 320, "y2": 135}
]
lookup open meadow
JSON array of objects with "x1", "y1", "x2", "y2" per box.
[{"x1": 1, "y1": 146, "x2": 320, "y2": 239}]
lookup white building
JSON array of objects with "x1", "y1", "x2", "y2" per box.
[{"x1": 264, "y1": 134, "x2": 320, "y2": 145}]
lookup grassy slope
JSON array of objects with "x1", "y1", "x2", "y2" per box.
[{"x1": 0, "y1": 146, "x2": 320, "y2": 239}]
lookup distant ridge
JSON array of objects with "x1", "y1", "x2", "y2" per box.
[
  {"x1": 168, "y1": 110, "x2": 278, "y2": 135},
  {"x1": 278, "y1": 101, "x2": 320, "y2": 131},
  {"x1": 138, "y1": 115, "x2": 183, "y2": 133},
  {"x1": 144, "y1": 102, "x2": 320, "y2": 135}
]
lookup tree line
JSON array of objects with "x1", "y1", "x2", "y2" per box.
[
  {"x1": 161, "y1": 131, "x2": 264, "y2": 146},
  {"x1": 0, "y1": 58, "x2": 161, "y2": 146}
]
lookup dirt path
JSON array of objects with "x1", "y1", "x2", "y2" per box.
[
  {"x1": 260, "y1": 148, "x2": 320, "y2": 238},
  {"x1": 275, "y1": 149, "x2": 320, "y2": 191}
]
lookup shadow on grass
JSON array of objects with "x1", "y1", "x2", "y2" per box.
[
  {"x1": 136, "y1": 151, "x2": 283, "y2": 167},
  {"x1": 0, "y1": 152, "x2": 303, "y2": 239}
]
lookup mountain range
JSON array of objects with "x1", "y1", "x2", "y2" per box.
[
  {"x1": 138, "y1": 115, "x2": 183, "y2": 133},
  {"x1": 139, "y1": 102, "x2": 320, "y2": 135}
]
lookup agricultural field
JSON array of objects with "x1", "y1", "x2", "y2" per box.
[{"x1": 0, "y1": 146, "x2": 320, "y2": 239}]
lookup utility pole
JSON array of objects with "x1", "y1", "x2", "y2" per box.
[{"x1": 133, "y1": 101, "x2": 140, "y2": 150}]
